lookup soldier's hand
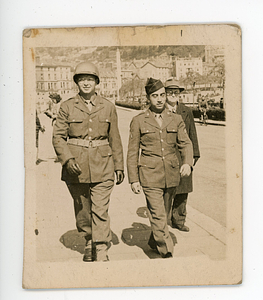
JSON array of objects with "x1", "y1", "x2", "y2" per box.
[
  {"x1": 66, "y1": 158, "x2": 82, "y2": 176},
  {"x1": 115, "y1": 170, "x2": 124, "y2": 185},
  {"x1": 193, "y1": 157, "x2": 199, "y2": 166},
  {"x1": 131, "y1": 182, "x2": 142, "y2": 194},
  {"x1": 180, "y1": 164, "x2": 191, "y2": 177}
]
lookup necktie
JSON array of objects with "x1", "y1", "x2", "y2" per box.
[
  {"x1": 85, "y1": 100, "x2": 93, "y2": 111},
  {"x1": 155, "y1": 114, "x2": 163, "y2": 127}
]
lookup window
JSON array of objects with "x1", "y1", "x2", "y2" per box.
[
  {"x1": 54, "y1": 74, "x2": 57, "y2": 80},
  {"x1": 48, "y1": 74, "x2": 50, "y2": 79},
  {"x1": 40, "y1": 73, "x2": 44, "y2": 80}
]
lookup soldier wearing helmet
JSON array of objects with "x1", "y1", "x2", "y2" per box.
[
  {"x1": 165, "y1": 78, "x2": 200, "y2": 232},
  {"x1": 53, "y1": 61, "x2": 124, "y2": 262}
]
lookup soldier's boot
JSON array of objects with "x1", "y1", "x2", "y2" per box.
[
  {"x1": 83, "y1": 240, "x2": 94, "y2": 262},
  {"x1": 95, "y1": 243, "x2": 109, "y2": 262}
]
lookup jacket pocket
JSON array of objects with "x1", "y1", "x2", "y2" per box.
[
  {"x1": 166, "y1": 124, "x2": 177, "y2": 144},
  {"x1": 138, "y1": 157, "x2": 157, "y2": 169},
  {"x1": 170, "y1": 158, "x2": 179, "y2": 168},
  {"x1": 99, "y1": 117, "x2": 111, "y2": 136},
  {"x1": 68, "y1": 119, "x2": 83, "y2": 137},
  {"x1": 141, "y1": 127, "x2": 156, "y2": 135}
]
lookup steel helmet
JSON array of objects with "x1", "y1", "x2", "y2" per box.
[
  {"x1": 73, "y1": 62, "x2": 100, "y2": 84},
  {"x1": 164, "y1": 78, "x2": 184, "y2": 92}
]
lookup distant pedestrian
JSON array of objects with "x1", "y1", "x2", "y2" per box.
[
  {"x1": 127, "y1": 78, "x2": 193, "y2": 258},
  {"x1": 198, "y1": 97, "x2": 208, "y2": 125},
  {"x1": 36, "y1": 110, "x2": 45, "y2": 165},
  {"x1": 165, "y1": 78, "x2": 200, "y2": 232},
  {"x1": 53, "y1": 62, "x2": 124, "y2": 262}
]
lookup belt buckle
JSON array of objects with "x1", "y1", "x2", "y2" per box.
[{"x1": 89, "y1": 140, "x2": 93, "y2": 147}]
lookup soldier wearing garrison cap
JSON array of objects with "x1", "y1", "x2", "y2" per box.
[
  {"x1": 127, "y1": 78, "x2": 193, "y2": 258},
  {"x1": 165, "y1": 78, "x2": 200, "y2": 232},
  {"x1": 53, "y1": 61, "x2": 124, "y2": 262}
]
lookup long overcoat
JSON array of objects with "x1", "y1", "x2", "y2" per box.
[
  {"x1": 52, "y1": 94, "x2": 124, "y2": 183},
  {"x1": 174, "y1": 103, "x2": 200, "y2": 194},
  {"x1": 127, "y1": 108, "x2": 193, "y2": 189}
]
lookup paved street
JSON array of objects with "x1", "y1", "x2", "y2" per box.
[{"x1": 35, "y1": 106, "x2": 226, "y2": 262}]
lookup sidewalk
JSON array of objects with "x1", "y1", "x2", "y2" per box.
[
  {"x1": 194, "y1": 118, "x2": 226, "y2": 126},
  {"x1": 35, "y1": 159, "x2": 226, "y2": 263}
]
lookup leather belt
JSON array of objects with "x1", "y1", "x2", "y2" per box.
[{"x1": 67, "y1": 138, "x2": 109, "y2": 148}]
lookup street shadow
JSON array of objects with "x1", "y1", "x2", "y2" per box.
[
  {"x1": 136, "y1": 206, "x2": 149, "y2": 218},
  {"x1": 121, "y1": 222, "x2": 177, "y2": 259},
  {"x1": 60, "y1": 229, "x2": 119, "y2": 254}
]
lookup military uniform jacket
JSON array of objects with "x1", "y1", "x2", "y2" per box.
[
  {"x1": 52, "y1": 94, "x2": 124, "y2": 183},
  {"x1": 173, "y1": 103, "x2": 200, "y2": 194},
  {"x1": 127, "y1": 108, "x2": 193, "y2": 189}
]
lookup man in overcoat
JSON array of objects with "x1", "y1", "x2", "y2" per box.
[
  {"x1": 127, "y1": 78, "x2": 193, "y2": 258},
  {"x1": 165, "y1": 78, "x2": 200, "y2": 231},
  {"x1": 53, "y1": 62, "x2": 124, "y2": 262}
]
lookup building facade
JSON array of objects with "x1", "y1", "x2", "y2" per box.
[{"x1": 174, "y1": 57, "x2": 203, "y2": 79}]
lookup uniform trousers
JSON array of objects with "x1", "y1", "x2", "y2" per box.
[
  {"x1": 142, "y1": 186, "x2": 176, "y2": 256},
  {"x1": 171, "y1": 193, "x2": 188, "y2": 227},
  {"x1": 66, "y1": 180, "x2": 114, "y2": 244}
]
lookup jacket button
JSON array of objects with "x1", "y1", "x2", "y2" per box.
[
  {"x1": 161, "y1": 148, "x2": 164, "y2": 151},
  {"x1": 160, "y1": 130, "x2": 162, "y2": 133},
  {"x1": 89, "y1": 128, "x2": 92, "y2": 132},
  {"x1": 161, "y1": 139, "x2": 163, "y2": 142},
  {"x1": 89, "y1": 119, "x2": 92, "y2": 122}
]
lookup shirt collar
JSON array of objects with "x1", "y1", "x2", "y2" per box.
[
  {"x1": 167, "y1": 102, "x2": 177, "y2": 113},
  {"x1": 79, "y1": 93, "x2": 97, "y2": 105}
]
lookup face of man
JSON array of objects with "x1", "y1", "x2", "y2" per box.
[
  {"x1": 166, "y1": 88, "x2": 181, "y2": 105},
  {"x1": 76, "y1": 75, "x2": 97, "y2": 96},
  {"x1": 148, "y1": 87, "x2": 166, "y2": 113}
]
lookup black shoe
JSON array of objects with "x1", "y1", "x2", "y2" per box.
[
  {"x1": 36, "y1": 159, "x2": 45, "y2": 165},
  {"x1": 171, "y1": 223, "x2": 190, "y2": 232},
  {"x1": 163, "y1": 252, "x2": 173, "y2": 258}
]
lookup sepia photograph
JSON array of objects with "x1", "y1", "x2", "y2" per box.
[{"x1": 22, "y1": 25, "x2": 242, "y2": 289}]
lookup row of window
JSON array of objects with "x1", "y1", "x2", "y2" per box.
[
  {"x1": 180, "y1": 62, "x2": 199, "y2": 66},
  {"x1": 40, "y1": 73, "x2": 69, "y2": 80},
  {"x1": 39, "y1": 67, "x2": 70, "y2": 71},
  {"x1": 37, "y1": 81, "x2": 70, "y2": 90}
]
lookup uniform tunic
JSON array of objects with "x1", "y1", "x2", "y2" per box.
[
  {"x1": 127, "y1": 108, "x2": 193, "y2": 256},
  {"x1": 53, "y1": 93, "x2": 124, "y2": 183},
  {"x1": 127, "y1": 108, "x2": 193, "y2": 188},
  {"x1": 52, "y1": 93, "x2": 124, "y2": 243}
]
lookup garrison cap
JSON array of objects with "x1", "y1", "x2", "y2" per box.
[{"x1": 145, "y1": 78, "x2": 164, "y2": 95}]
